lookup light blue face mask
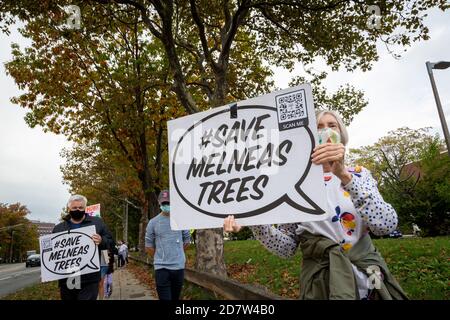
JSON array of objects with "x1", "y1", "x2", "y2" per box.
[{"x1": 160, "y1": 204, "x2": 170, "y2": 213}]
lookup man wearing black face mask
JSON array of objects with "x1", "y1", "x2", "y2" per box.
[{"x1": 52, "y1": 194, "x2": 114, "y2": 300}]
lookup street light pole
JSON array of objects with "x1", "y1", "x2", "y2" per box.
[{"x1": 426, "y1": 61, "x2": 450, "y2": 157}]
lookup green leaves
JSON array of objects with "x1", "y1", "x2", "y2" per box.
[
  {"x1": 290, "y1": 71, "x2": 367, "y2": 125},
  {"x1": 349, "y1": 128, "x2": 450, "y2": 236}
]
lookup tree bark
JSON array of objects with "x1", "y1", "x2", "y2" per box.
[
  {"x1": 138, "y1": 200, "x2": 149, "y2": 256},
  {"x1": 112, "y1": 0, "x2": 243, "y2": 277},
  {"x1": 195, "y1": 228, "x2": 227, "y2": 276},
  {"x1": 194, "y1": 78, "x2": 229, "y2": 278}
]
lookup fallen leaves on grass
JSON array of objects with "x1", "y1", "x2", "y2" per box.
[
  {"x1": 280, "y1": 270, "x2": 300, "y2": 299},
  {"x1": 227, "y1": 263, "x2": 257, "y2": 282}
]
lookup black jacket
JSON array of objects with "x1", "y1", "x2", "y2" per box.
[{"x1": 52, "y1": 214, "x2": 114, "y2": 287}]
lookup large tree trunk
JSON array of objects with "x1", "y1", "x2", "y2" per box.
[
  {"x1": 137, "y1": 160, "x2": 150, "y2": 256},
  {"x1": 137, "y1": 134, "x2": 154, "y2": 256},
  {"x1": 135, "y1": 19, "x2": 158, "y2": 257},
  {"x1": 195, "y1": 229, "x2": 227, "y2": 276},
  {"x1": 138, "y1": 199, "x2": 149, "y2": 256},
  {"x1": 137, "y1": 164, "x2": 157, "y2": 256},
  {"x1": 194, "y1": 84, "x2": 228, "y2": 277},
  {"x1": 137, "y1": 182, "x2": 159, "y2": 257},
  {"x1": 129, "y1": 0, "x2": 233, "y2": 277}
]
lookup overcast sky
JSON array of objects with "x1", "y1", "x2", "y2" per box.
[
  {"x1": 1, "y1": 8, "x2": 449, "y2": 224},
  {"x1": 0, "y1": 28, "x2": 71, "y2": 224}
]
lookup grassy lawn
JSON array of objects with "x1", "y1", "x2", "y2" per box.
[
  {"x1": 372, "y1": 236, "x2": 449, "y2": 300},
  {"x1": 186, "y1": 236, "x2": 450, "y2": 300},
  {"x1": 2, "y1": 281, "x2": 60, "y2": 300}
]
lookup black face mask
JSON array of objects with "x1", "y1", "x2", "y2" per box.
[{"x1": 69, "y1": 210, "x2": 85, "y2": 221}]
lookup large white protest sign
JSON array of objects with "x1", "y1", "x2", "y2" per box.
[
  {"x1": 168, "y1": 84, "x2": 328, "y2": 230},
  {"x1": 39, "y1": 225, "x2": 100, "y2": 282},
  {"x1": 86, "y1": 203, "x2": 101, "y2": 218}
]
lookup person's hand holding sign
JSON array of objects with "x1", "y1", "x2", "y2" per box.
[
  {"x1": 223, "y1": 215, "x2": 242, "y2": 233},
  {"x1": 92, "y1": 234, "x2": 102, "y2": 245}
]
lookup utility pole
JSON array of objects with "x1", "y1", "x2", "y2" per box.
[{"x1": 111, "y1": 197, "x2": 137, "y2": 243}]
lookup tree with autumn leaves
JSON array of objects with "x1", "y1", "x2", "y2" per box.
[
  {"x1": 0, "y1": 203, "x2": 39, "y2": 263},
  {"x1": 59, "y1": 140, "x2": 146, "y2": 247},
  {"x1": 5, "y1": 5, "x2": 178, "y2": 254},
  {"x1": 1, "y1": 0, "x2": 447, "y2": 277}
]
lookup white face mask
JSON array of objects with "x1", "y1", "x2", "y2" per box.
[{"x1": 318, "y1": 127, "x2": 341, "y2": 145}]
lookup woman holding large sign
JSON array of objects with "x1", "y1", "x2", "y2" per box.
[{"x1": 224, "y1": 110, "x2": 408, "y2": 300}]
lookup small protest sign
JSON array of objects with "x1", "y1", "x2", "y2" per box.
[
  {"x1": 168, "y1": 84, "x2": 328, "y2": 230},
  {"x1": 39, "y1": 225, "x2": 100, "y2": 282},
  {"x1": 86, "y1": 203, "x2": 101, "y2": 218}
]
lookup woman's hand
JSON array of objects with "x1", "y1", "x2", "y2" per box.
[
  {"x1": 223, "y1": 215, "x2": 242, "y2": 233},
  {"x1": 311, "y1": 142, "x2": 352, "y2": 185}
]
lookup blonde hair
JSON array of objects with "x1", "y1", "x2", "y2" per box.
[{"x1": 315, "y1": 110, "x2": 349, "y2": 146}]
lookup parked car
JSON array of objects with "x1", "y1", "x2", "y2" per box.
[
  {"x1": 26, "y1": 250, "x2": 37, "y2": 257},
  {"x1": 25, "y1": 254, "x2": 41, "y2": 267},
  {"x1": 389, "y1": 230, "x2": 403, "y2": 238}
]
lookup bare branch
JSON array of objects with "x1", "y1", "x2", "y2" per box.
[{"x1": 189, "y1": 0, "x2": 217, "y2": 70}]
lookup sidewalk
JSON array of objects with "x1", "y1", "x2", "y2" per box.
[{"x1": 106, "y1": 267, "x2": 155, "y2": 300}]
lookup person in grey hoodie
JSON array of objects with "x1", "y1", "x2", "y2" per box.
[{"x1": 145, "y1": 190, "x2": 191, "y2": 300}]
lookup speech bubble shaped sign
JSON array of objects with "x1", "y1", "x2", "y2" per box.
[
  {"x1": 168, "y1": 84, "x2": 328, "y2": 230},
  {"x1": 39, "y1": 225, "x2": 99, "y2": 282}
]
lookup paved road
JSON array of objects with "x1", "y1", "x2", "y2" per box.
[{"x1": 0, "y1": 263, "x2": 41, "y2": 298}]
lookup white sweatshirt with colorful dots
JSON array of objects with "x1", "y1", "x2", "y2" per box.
[{"x1": 250, "y1": 166, "x2": 398, "y2": 299}]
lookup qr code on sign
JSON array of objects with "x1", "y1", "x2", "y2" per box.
[
  {"x1": 275, "y1": 89, "x2": 309, "y2": 131},
  {"x1": 41, "y1": 238, "x2": 52, "y2": 250},
  {"x1": 276, "y1": 91, "x2": 307, "y2": 122}
]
